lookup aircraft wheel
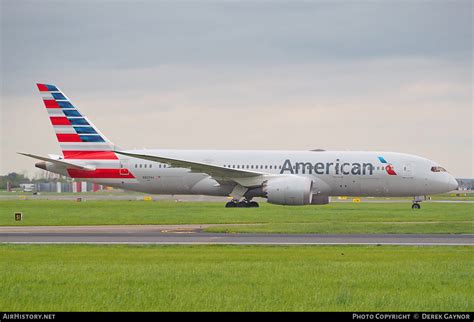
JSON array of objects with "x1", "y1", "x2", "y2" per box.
[
  {"x1": 411, "y1": 203, "x2": 421, "y2": 209},
  {"x1": 237, "y1": 201, "x2": 249, "y2": 208},
  {"x1": 248, "y1": 201, "x2": 259, "y2": 208},
  {"x1": 225, "y1": 201, "x2": 237, "y2": 208}
]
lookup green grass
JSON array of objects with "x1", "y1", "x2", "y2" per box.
[
  {"x1": 0, "y1": 200, "x2": 472, "y2": 234},
  {"x1": 0, "y1": 244, "x2": 472, "y2": 311},
  {"x1": 430, "y1": 192, "x2": 474, "y2": 201}
]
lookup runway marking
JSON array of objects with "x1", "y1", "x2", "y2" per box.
[{"x1": 160, "y1": 229, "x2": 197, "y2": 234}]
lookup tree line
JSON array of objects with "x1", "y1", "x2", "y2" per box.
[{"x1": 0, "y1": 172, "x2": 69, "y2": 190}]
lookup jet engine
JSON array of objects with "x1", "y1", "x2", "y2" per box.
[{"x1": 263, "y1": 176, "x2": 313, "y2": 205}]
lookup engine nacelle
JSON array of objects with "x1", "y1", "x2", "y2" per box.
[
  {"x1": 263, "y1": 176, "x2": 313, "y2": 205},
  {"x1": 310, "y1": 195, "x2": 330, "y2": 205}
]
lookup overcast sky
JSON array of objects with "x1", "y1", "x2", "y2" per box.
[{"x1": 1, "y1": 0, "x2": 472, "y2": 177}]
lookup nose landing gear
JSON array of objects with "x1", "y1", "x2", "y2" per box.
[{"x1": 411, "y1": 196, "x2": 424, "y2": 209}]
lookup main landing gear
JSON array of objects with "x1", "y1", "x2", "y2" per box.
[
  {"x1": 225, "y1": 199, "x2": 259, "y2": 208},
  {"x1": 225, "y1": 184, "x2": 259, "y2": 208}
]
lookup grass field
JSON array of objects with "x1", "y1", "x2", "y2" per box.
[
  {"x1": 430, "y1": 192, "x2": 474, "y2": 201},
  {"x1": 0, "y1": 244, "x2": 471, "y2": 311},
  {"x1": 0, "y1": 200, "x2": 472, "y2": 234}
]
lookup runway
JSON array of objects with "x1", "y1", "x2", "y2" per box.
[{"x1": 0, "y1": 226, "x2": 472, "y2": 245}]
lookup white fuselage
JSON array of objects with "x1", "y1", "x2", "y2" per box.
[{"x1": 47, "y1": 149, "x2": 458, "y2": 198}]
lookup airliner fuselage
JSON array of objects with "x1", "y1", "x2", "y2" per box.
[
  {"x1": 38, "y1": 149, "x2": 458, "y2": 199},
  {"x1": 25, "y1": 84, "x2": 458, "y2": 208}
]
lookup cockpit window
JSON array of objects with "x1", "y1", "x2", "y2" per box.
[{"x1": 431, "y1": 166, "x2": 447, "y2": 172}]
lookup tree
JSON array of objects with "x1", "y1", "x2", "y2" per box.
[{"x1": 0, "y1": 172, "x2": 31, "y2": 189}]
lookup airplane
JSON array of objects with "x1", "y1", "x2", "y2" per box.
[{"x1": 20, "y1": 83, "x2": 459, "y2": 209}]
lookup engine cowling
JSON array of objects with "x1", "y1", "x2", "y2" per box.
[{"x1": 263, "y1": 176, "x2": 313, "y2": 205}]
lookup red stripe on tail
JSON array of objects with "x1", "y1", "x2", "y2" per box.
[
  {"x1": 37, "y1": 84, "x2": 49, "y2": 92},
  {"x1": 63, "y1": 151, "x2": 118, "y2": 160},
  {"x1": 44, "y1": 99, "x2": 60, "y2": 108},
  {"x1": 56, "y1": 134, "x2": 82, "y2": 142},
  {"x1": 50, "y1": 117, "x2": 71, "y2": 125}
]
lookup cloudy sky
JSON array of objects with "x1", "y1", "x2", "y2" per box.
[{"x1": 1, "y1": 0, "x2": 472, "y2": 177}]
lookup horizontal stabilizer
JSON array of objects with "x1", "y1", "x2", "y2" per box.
[{"x1": 18, "y1": 152, "x2": 96, "y2": 171}]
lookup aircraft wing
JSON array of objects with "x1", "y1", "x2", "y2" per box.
[
  {"x1": 115, "y1": 151, "x2": 266, "y2": 186},
  {"x1": 18, "y1": 153, "x2": 96, "y2": 171}
]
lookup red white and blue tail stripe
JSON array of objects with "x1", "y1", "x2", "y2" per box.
[{"x1": 37, "y1": 83, "x2": 118, "y2": 160}]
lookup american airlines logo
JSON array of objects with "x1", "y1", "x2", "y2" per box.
[
  {"x1": 377, "y1": 156, "x2": 397, "y2": 175},
  {"x1": 280, "y1": 159, "x2": 375, "y2": 175},
  {"x1": 279, "y1": 156, "x2": 397, "y2": 176}
]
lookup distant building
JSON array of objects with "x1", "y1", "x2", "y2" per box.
[
  {"x1": 20, "y1": 183, "x2": 36, "y2": 192},
  {"x1": 456, "y1": 178, "x2": 474, "y2": 190},
  {"x1": 19, "y1": 181, "x2": 106, "y2": 193}
]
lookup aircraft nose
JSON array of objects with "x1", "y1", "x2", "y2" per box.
[{"x1": 447, "y1": 175, "x2": 458, "y2": 191}]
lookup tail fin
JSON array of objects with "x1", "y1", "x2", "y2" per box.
[{"x1": 37, "y1": 83, "x2": 118, "y2": 160}]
